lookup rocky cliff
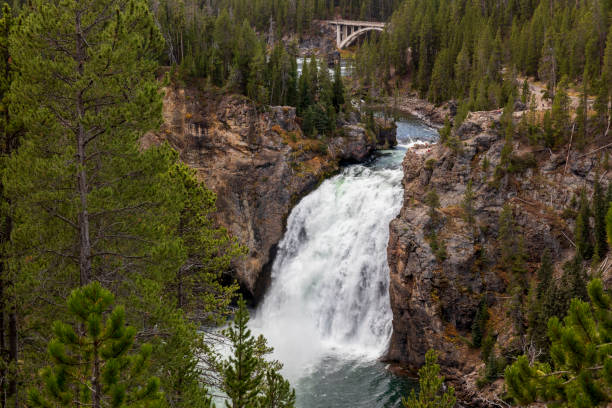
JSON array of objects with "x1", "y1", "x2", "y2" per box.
[
  {"x1": 143, "y1": 84, "x2": 390, "y2": 300},
  {"x1": 386, "y1": 110, "x2": 610, "y2": 406}
]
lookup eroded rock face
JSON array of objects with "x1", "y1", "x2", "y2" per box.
[
  {"x1": 143, "y1": 85, "x2": 387, "y2": 299},
  {"x1": 386, "y1": 110, "x2": 605, "y2": 405}
]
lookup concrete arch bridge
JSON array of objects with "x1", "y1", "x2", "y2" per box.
[{"x1": 325, "y1": 19, "x2": 387, "y2": 49}]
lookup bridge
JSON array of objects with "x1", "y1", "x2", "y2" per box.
[{"x1": 325, "y1": 20, "x2": 387, "y2": 49}]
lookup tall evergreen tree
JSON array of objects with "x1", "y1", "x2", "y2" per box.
[
  {"x1": 461, "y1": 180, "x2": 475, "y2": 226},
  {"x1": 536, "y1": 249, "x2": 553, "y2": 300},
  {"x1": 221, "y1": 298, "x2": 263, "y2": 408},
  {"x1": 332, "y1": 63, "x2": 345, "y2": 113},
  {"x1": 576, "y1": 189, "x2": 594, "y2": 260},
  {"x1": 528, "y1": 250, "x2": 554, "y2": 350},
  {"x1": 593, "y1": 175, "x2": 609, "y2": 260},
  {"x1": 560, "y1": 254, "x2": 588, "y2": 305},
  {"x1": 4, "y1": 2, "x2": 231, "y2": 405},
  {"x1": 471, "y1": 298, "x2": 489, "y2": 348},
  {"x1": 7, "y1": 0, "x2": 168, "y2": 287},
  {"x1": 219, "y1": 298, "x2": 295, "y2": 408}
]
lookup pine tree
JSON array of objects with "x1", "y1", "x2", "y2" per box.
[
  {"x1": 170, "y1": 162, "x2": 242, "y2": 323},
  {"x1": 28, "y1": 282, "x2": 163, "y2": 408},
  {"x1": 438, "y1": 117, "x2": 451, "y2": 144},
  {"x1": 505, "y1": 279, "x2": 612, "y2": 406},
  {"x1": 455, "y1": 44, "x2": 471, "y2": 99},
  {"x1": 332, "y1": 63, "x2": 345, "y2": 113},
  {"x1": 5, "y1": 3, "x2": 234, "y2": 406},
  {"x1": 551, "y1": 77, "x2": 570, "y2": 146},
  {"x1": 536, "y1": 249, "x2": 553, "y2": 300},
  {"x1": 220, "y1": 298, "x2": 295, "y2": 408},
  {"x1": 428, "y1": 48, "x2": 452, "y2": 104},
  {"x1": 297, "y1": 61, "x2": 312, "y2": 115},
  {"x1": 318, "y1": 61, "x2": 334, "y2": 110},
  {"x1": 7, "y1": 0, "x2": 170, "y2": 286},
  {"x1": 471, "y1": 298, "x2": 489, "y2": 348},
  {"x1": 222, "y1": 298, "x2": 263, "y2": 408},
  {"x1": 593, "y1": 175, "x2": 609, "y2": 260},
  {"x1": 576, "y1": 189, "x2": 594, "y2": 260},
  {"x1": 528, "y1": 250, "x2": 554, "y2": 350},
  {"x1": 425, "y1": 188, "x2": 440, "y2": 224},
  {"x1": 260, "y1": 365, "x2": 296, "y2": 408},
  {"x1": 561, "y1": 254, "x2": 588, "y2": 303},
  {"x1": 247, "y1": 43, "x2": 269, "y2": 104},
  {"x1": 521, "y1": 79, "x2": 530, "y2": 104},
  {"x1": 402, "y1": 349, "x2": 455, "y2": 408},
  {"x1": 462, "y1": 180, "x2": 475, "y2": 226},
  {"x1": 213, "y1": 9, "x2": 234, "y2": 83},
  {"x1": 307, "y1": 55, "x2": 318, "y2": 102}
]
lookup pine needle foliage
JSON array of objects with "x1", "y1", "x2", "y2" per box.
[
  {"x1": 576, "y1": 190, "x2": 594, "y2": 260},
  {"x1": 505, "y1": 279, "x2": 612, "y2": 407},
  {"x1": 28, "y1": 282, "x2": 163, "y2": 408},
  {"x1": 593, "y1": 177, "x2": 609, "y2": 260},
  {"x1": 402, "y1": 349, "x2": 456, "y2": 408},
  {"x1": 219, "y1": 298, "x2": 296, "y2": 408}
]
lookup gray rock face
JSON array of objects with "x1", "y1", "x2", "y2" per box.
[
  {"x1": 386, "y1": 110, "x2": 602, "y2": 405},
  {"x1": 144, "y1": 85, "x2": 389, "y2": 300}
]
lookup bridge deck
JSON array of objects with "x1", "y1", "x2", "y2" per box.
[{"x1": 324, "y1": 19, "x2": 386, "y2": 27}]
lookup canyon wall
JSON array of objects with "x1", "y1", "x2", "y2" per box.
[
  {"x1": 144, "y1": 84, "x2": 390, "y2": 300},
  {"x1": 386, "y1": 110, "x2": 608, "y2": 405}
]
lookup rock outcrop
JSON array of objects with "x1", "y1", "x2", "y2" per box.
[
  {"x1": 386, "y1": 110, "x2": 609, "y2": 406},
  {"x1": 143, "y1": 84, "x2": 390, "y2": 300}
]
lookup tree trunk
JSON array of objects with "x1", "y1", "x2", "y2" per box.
[
  {"x1": 0, "y1": 273, "x2": 5, "y2": 408},
  {"x1": 92, "y1": 342, "x2": 101, "y2": 408},
  {"x1": 75, "y1": 10, "x2": 92, "y2": 286},
  {"x1": 7, "y1": 310, "x2": 15, "y2": 408}
]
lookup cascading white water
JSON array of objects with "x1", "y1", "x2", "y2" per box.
[
  {"x1": 251, "y1": 158, "x2": 403, "y2": 370},
  {"x1": 250, "y1": 116, "x2": 438, "y2": 407}
]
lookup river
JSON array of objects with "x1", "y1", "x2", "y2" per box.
[{"x1": 249, "y1": 115, "x2": 439, "y2": 407}]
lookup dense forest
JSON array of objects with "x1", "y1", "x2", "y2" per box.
[
  {"x1": 151, "y1": 0, "x2": 400, "y2": 76},
  {"x1": 0, "y1": 0, "x2": 308, "y2": 406},
  {"x1": 0, "y1": 0, "x2": 611, "y2": 407},
  {"x1": 356, "y1": 0, "x2": 612, "y2": 144}
]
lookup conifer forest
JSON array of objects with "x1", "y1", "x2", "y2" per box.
[{"x1": 0, "y1": 0, "x2": 611, "y2": 407}]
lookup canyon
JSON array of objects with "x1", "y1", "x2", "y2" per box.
[{"x1": 146, "y1": 80, "x2": 610, "y2": 407}]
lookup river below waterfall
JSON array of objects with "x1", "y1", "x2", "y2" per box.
[{"x1": 249, "y1": 115, "x2": 438, "y2": 407}]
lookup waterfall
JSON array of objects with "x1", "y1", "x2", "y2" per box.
[
  {"x1": 248, "y1": 116, "x2": 438, "y2": 407},
  {"x1": 250, "y1": 150, "x2": 406, "y2": 381}
]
